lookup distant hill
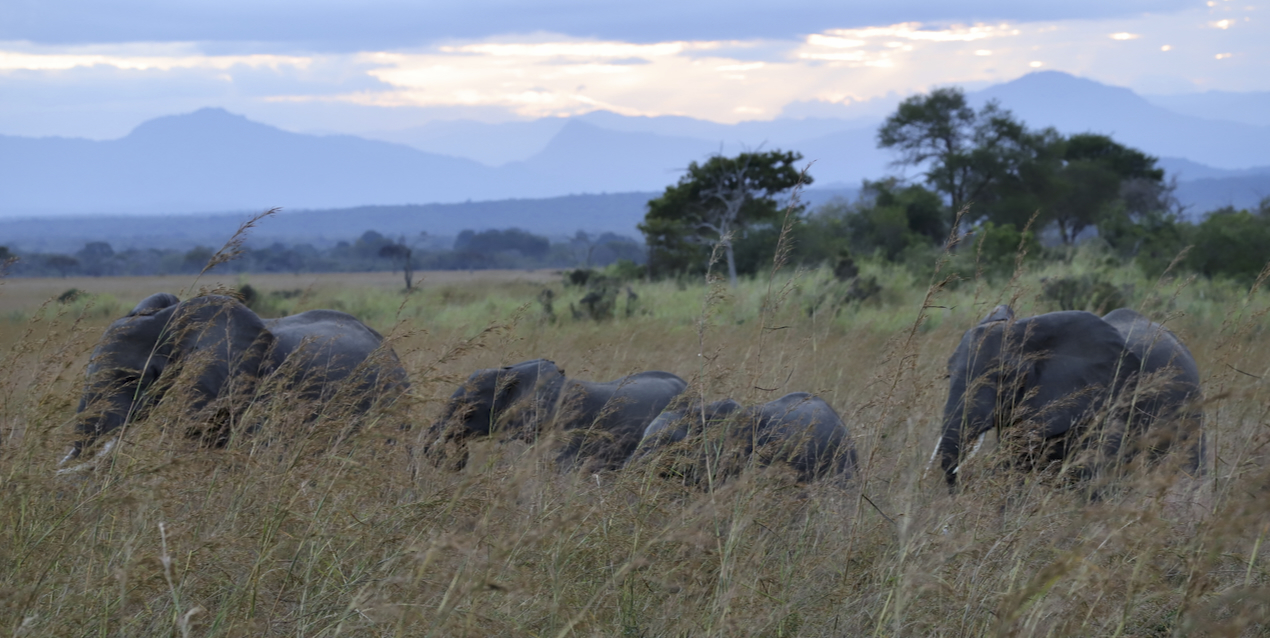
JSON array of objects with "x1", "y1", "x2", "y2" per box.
[
  {"x1": 970, "y1": 72, "x2": 1270, "y2": 169},
  {"x1": 3, "y1": 71, "x2": 1270, "y2": 226},
  {"x1": 358, "y1": 118, "x2": 568, "y2": 166},
  {"x1": 1144, "y1": 90, "x2": 1270, "y2": 128},
  {"x1": 0, "y1": 108, "x2": 509, "y2": 215},
  {"x1": 1175, "y1": 176, "x2": 1270, "y2": 214},
  {"x1": 0, "y1": 187, "x2": 858, "y2": 254},
  {"x1": 509, "y1": 121, "x2": 720, "y2": 193}
]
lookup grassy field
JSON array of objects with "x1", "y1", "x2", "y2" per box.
[{"x1": 2, "y1": 247, "x2": 1270, "y2": 636}]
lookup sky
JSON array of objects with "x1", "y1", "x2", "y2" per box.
[{"x1": 0, "y1": 0, "x2": 1264, "y2": 139}]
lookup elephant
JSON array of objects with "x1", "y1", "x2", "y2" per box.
[
  {"x1": 66, "y1": 292, "x2": 408, "y2": 463},
  {"x1": 935, "y1": 304, "x2": 1203, "y2": 488},
  {"x1": 430, "y1": 359, "x2": 687, "y2": 470},
  {"x1": 633, "y1": 392, "x2": 858, "y2": 483}
]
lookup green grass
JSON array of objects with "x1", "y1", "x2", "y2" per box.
[{"x1": 1, "y1": 244, "x2": 1269, "y2": 636}]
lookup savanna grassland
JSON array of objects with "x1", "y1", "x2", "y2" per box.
[{"x1": 2, "y1": 244, "x2": 1269, "y2": 637}]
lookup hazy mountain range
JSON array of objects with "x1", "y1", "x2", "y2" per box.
[{"x1": 2, "y1": 71, "x2": 1268, "y2": 252}]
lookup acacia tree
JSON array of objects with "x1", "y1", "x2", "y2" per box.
[
  {"x1": 379, "y1": 231, "x2": 428, "y2": 290},
  {"x1": 640, "y1": 150, "x2": 809, "y2": 286},
  {"x1": 378, "y1": 243, "x2": 414, "y2": 290},
  {"x1": 986, "y1": 132, "x2": 1167, "y2": 244},
  {"x1": 877, "y1": 87, "x2": 1035, "y2": 221}
]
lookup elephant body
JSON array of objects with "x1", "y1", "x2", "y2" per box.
[
  {"x1": 636, "y1": 392, "x2": 858, "y2": 482},
  {"x1": 70, "y1": 293, "x2": 408, "y2": 460},
  {"x1": 264, "y1": 309, "x2": 409, "y2": 407},
  {"x1": 554, "y1": 371, "x2": 689, "y2": 468},
  {"x1": 432, "y1": 359, "x2": 687, "y2": 469},
  {"x1": 936, "y1": 305, "x2": 1203, "y2": 487}
]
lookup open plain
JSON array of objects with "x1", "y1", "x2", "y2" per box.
[{"x1": 1, "y1": 252, "x2": 1268, "y2": 637}]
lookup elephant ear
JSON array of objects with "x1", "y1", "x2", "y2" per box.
[
  {"x1": 166, "y1": 296, "x2": 273, "y2": 410},
  {"x1": 128, "y1": 293, "x2": 180, "y2": 317},
  {"x1": 1014, "y1": 311, "x2": 1137, "y2": 439},
  {"x1": 493, "y1": 366, "x2": 524, "y2": 404}
]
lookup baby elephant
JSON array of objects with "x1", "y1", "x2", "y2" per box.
[
  {"x1": 429, "y1": 358, "x2": 687, "y2": 470},
  {"x1": 634, "y1": 392, "x2": 858, "y2": 483}
]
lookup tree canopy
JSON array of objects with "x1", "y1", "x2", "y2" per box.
[
  {"x1": 878, "y1": 86, "x2": 1168, "y2": 246},
  {"x1": 985, "y1": 133, "x2": 1167, "y2": 244},
  {"x1": 640, "y1": 150, "x2": 809, "y2": 286},
  {"x1": 878, "y1": 88, "x2": 1036, "y2": 222}
]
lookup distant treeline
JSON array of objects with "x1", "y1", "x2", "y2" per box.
[{"x1": 0, "y1": 228, "x2": 646, "y2": 278}]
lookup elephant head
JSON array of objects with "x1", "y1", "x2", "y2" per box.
[
  {"x1": 641, "y1": 397, "x2": 744, "y2": 447},
  {"x1": 936, "y1": 305, "x2": 1140, "y2": 487},
  {"x1": 432, "y1": 358, "x2": 566, "y2": 442},
  {"x1": 70, "y1": 293, "x2": 272, "y2": 461}
]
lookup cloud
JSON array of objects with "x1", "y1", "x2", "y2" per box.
[
  {"x1": 3, "y1": 0, "x2": 1197, "y2": 50},
  {"x1": 0, "y1": 1, "x2": 1264, "y2": 138}
]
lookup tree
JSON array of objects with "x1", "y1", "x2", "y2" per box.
[
  {"x1": 1186, "y1": 199, "x2": 1270, "y2": 282},
  {"x1": 1044, "y1": 134, "x2": 1165, "y2": 244},
  {"x1": 800, "y1": 180, "x2": 946, "y2": 263},
  {"x1": 882, "y1": 89, "x2": 1170, "y2": 245},
  {"x1": 640, "y1": 150, "x2": 809, "y2": 286},
  {"x1": 454, "y1": 228, "x2": 550, "y2": 260},
  {"x1": 878, "y1": 88, "x2": 1034, "y2": 221},
  {"x1": 76, "y1": 241, "x2": 116, "y2": 276},
  {"x1": 182, "y1": 246, "x2": 214, "y2": 273},
  {"x1": 45, "y1": 254, "x2": 79, "y2": 277},
  {"x1": 379, "y1": 243, "x2": 415, "y2": 290}
]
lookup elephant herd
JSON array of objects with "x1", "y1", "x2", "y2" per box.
[{"x1": 66, "y1": 292, "x2": 1206, "y2": 491}]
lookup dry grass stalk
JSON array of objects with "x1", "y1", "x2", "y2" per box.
[{"x1": 3, "y1": 227, "x2": 1270, "y2": 636}]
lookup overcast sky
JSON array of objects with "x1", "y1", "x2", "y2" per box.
[{"x1": 0, "y1": 0, "x2": 1264, "y2": 138}]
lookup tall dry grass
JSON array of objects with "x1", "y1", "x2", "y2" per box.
[{"x1": 1, "y1": 232, "x2": 1269, "y2": 636}]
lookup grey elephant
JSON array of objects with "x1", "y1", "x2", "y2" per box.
[
  {"x1": 67, "y1": 292, "x2": 408, "y2": 463},
  {"x1": 633, "y1": 392, "x2": 858, "y2": 483},
  {"x1": 430, "y1": 358, "x2": 687, "y2": 470},
  {"x1": 935, "y1": 304, "x2": 1203, "y2": 488}
]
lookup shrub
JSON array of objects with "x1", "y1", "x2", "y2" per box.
[
  {"x1": 1040, "y1": 274, "x2": 1132, "y2": 313},
  {"x1": 1187, "y1": 203, "x2": 1270, "y2": 283}
]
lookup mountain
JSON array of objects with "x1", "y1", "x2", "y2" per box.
[
  {"x1": 969, "y1": 72, "x2": 1270, "y2": 169},
  {"x1": 1144, "y1": 91, "x2": 1270, "y2": 128},
  {"x1": 359, "y1": 110, "x2": 877, "y2": 168},
  {"x1": 510, "y1": 121, "x2": 720, "y2": 193},
  {"x1": 574, "y1": 110, "x2": 870, "y2": 149},
  {"x1": 0, "y1": 108, "x2": 511, "y2": 215},
  {"x1": 0, "y1": 109, "x2": 866, "y2": 218},
  {"x1": 4, "y1": 72, "x2": 1270, "y2": 225},
  {"x1": 1175, "y1": 176, "x2": 1270, "y2": 214},
  {"x1": 358, "y1": 118, "x2": 569, "y2": 166},
  {"x1": 1156, "y1": 157, "x2": 1270, "y2": 181}
]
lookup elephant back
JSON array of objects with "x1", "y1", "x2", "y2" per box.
[
  {"x1": 128, "y1": 292, "x2": 180, "y2": 317},
  {"x1": 1007, "y1": 311, "x2": 1138, "y2": 438},
  {"x1": 1102, "y1": 309, "x2": 1200, "y2": 389},
  {"x1": 553, "y1": 370, "x2": 687, "y2": 470},
  {"x1": 1102, "y1": 308, "x2": 1204, "y2": 473},
  {"x1": 262, "y1": 309, "x2": 408, "y2": 402},
  {"x1": 751, "y1": 392, "x2": 857, "y2": 481}
]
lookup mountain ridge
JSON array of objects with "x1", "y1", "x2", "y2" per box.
[{"x1": 3, "y1": 71, "x2": 1270, "y2": 220}]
